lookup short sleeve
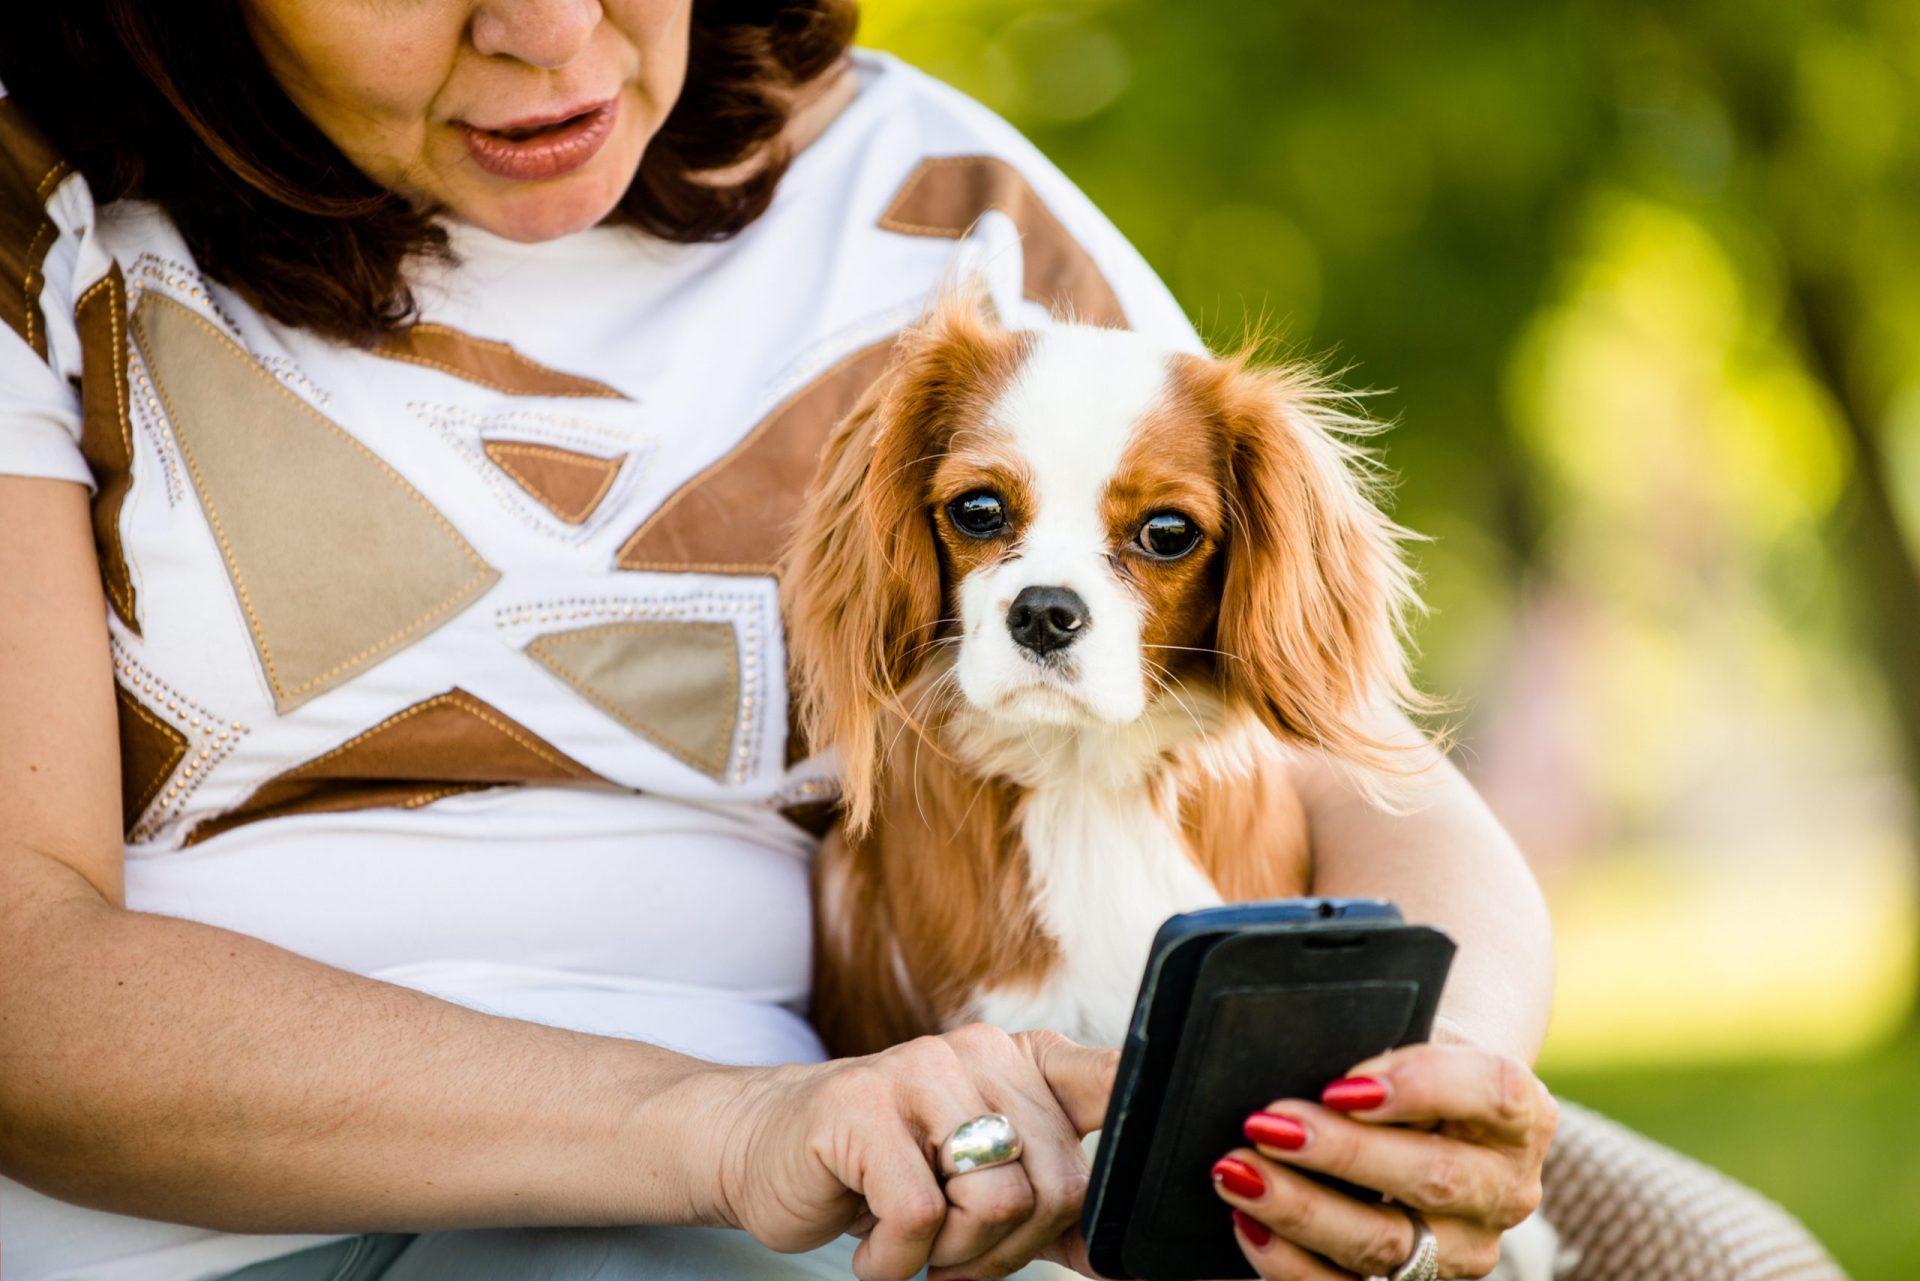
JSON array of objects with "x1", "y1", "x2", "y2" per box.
[{"x1": 0, "y1": 91, "x2": 100, "y2": 490}]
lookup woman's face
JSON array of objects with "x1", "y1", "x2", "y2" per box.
[{"x1": 242, "y1": 0, "x2": 692, "y2": 242}]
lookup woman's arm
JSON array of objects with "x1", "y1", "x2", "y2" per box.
[
  {"x1": 1291, "y1": 708, "x2": 1554, "y2": 1064},
  {"x1": 0, "y1": 477, "x2": 1112, "y2": 1281},
  {"x1": 0, "y1": 479, "x2": 731, "y2": 1231}
]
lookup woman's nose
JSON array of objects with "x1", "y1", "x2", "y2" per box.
[{"x1": 469, "y1": 0, "x2": 604, "y2": 69}]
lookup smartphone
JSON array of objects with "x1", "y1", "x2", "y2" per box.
[{"x1": 1080, "y1": 899, "x2": 1455, "y2": 1280}]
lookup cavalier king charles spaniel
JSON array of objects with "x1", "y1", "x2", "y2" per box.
[{"x1": 785, "y1": 291, "x2": 1427, "y2": 1056}]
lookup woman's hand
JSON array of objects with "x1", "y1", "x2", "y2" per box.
[
  {"x1": 1210, "y1": 1043, "x2": 1556, "y2": 1279},
  {"x1": 703, "y1": 1023, "x2": 1117, "y2": 1281}
]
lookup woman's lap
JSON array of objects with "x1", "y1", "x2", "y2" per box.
[{"x1": 218, "y1": 1227, "x2": 1076, "y2": 1281}]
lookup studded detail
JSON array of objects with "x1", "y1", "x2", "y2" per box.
[
  {"x1": 114, "y1": 682, "x2": 188, "y2": 837},
  {"x1": 112, "y1": 644, "x2": 248, "y2": 843},
  {"x1": 482, "y1": 439, "x2": 625, "y2": 525}
]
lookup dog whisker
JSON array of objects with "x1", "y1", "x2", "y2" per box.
[
  {"x1": 873, "y1": 449, "x2": 959, "y2": 490},
  {"x1": 1142, "y1": 658, "x2": 1208, "y2": 739},
  {"x1": 1142, "y1": 642, "x2": 1247, "y2": 665}
]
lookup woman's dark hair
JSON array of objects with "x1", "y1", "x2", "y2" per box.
[{"x1": 0, "y1": 1, "x2": 857, "y2": 343}]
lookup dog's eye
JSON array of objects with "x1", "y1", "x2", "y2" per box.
[
  {"x1": 947, "y1": 490, "x2": 1007, "y2": 538},
  {"x1": 1137, "y1": 511, "x2": 1201, "y2": 559}
]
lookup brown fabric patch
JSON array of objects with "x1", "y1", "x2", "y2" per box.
[
  {"x1": 134, "y1": 293, "x2": 499, "y2": 713},
  {"x1": 185, "y1": 688, "x2": 599, "y2": 847},
  {"x1": 878, "y1": 155, "x2": 1127, "y2": 328},
  {"x1": 481, "y1": 439, "x2": 624, "y2": 524},
  {"x1": 75, "y1": 265, "x2": 140, "y2": 632},
  {"x1": 115, "y1": 684, "x2": 188, "y2": 837},
  {"x1": 0, "y1": 97, "x2": 71, "y2": 359},
  {"x1": 615, "y1": 336, "x2": 898, "y2": 574},
  {"x1": 779, "y1": 797, "x2": 841, "y2": 838},
  {"x1": 526, "y1": 620, "x2": 739, "y2": 779},
  {"x1": 375, "y1": 323, "x2": 628, "y2": 400}
]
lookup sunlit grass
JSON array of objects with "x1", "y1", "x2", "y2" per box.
[
  {"x1": 1541, "y1": 837, "x2": 1918, "y2": 1068},
  {"x1": 1536, "y1": 842, "x2": 1916, "y2": 1278}
]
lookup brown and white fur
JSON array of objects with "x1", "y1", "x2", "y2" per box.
[{"x1": 784, "y1": 292, "x2": 1427, "y2": 1056}]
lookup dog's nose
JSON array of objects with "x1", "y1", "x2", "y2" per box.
[{"x1": 1006, "y1": 585, "x2": 1089, "y2": 655}]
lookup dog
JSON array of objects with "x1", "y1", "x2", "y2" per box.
[{"x1": 784, "y1": 291, "x2": 1427, "y2": 1056}]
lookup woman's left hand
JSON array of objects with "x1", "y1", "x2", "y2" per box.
[{"x1": 1209, "y1": 1042, "x2": 1557, "y2": 1279}]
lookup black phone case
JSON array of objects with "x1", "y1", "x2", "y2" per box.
[{"x1": 1083, "y1": 911, "x2": 1454, "y2": 1280}]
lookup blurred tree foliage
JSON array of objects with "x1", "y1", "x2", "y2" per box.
[{"x1": 864, "y1": 0, "x2": 1920, "y2": 900}]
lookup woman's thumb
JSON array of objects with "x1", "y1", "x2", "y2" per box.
[{"x1": 1017, "y1": 1030, "x2": 1119, "y2": 1136}]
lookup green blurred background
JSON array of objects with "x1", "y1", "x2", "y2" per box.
[{"x1": 859, "y1": 0, "x2": 1920, "y2": 1274}]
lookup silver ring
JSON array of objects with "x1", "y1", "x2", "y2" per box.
[
  {"x1": 1385, "y1": 1205, "x2": 1440, "y2": 1281},
  {"x1": 937, "y1": 1113, "x2": 1022, "y2": 1180}
]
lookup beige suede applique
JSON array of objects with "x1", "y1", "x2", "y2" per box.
[
  {"x1": 526, "y1": 621, "x2": 740, "y2": 780},
  {"x1": 133, "y1": 294, "x2": 499, "y2": 714}
]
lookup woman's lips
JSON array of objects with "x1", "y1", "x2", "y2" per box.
[{"x1": 458, "y1": 98, "x2": 619, "y2": 182}]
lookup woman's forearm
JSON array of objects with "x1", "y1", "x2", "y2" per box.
[
  {"x1": 0, "y1": 848, "x2": 741, "y2": 1233},
  {"x1": 1293, "y1": 714, "x2": 1555, "y2": 1064}
]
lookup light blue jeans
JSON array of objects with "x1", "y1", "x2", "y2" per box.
[
  {"x1": 218, "y1": 1228, "x2": 1072, "y2": 1280},
  {"x1": 221, "y1": 1218, "x2": 1561, "y2": 1281}
]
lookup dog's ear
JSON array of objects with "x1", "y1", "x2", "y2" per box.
[
  {"x1": 784, "y1": 289, "x2": 1028, "y2": 831},
  {"x1": 1183, "y1": 352, "x2": 1429, "y2": 778}
]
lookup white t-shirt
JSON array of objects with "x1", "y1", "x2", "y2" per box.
[{"x1": 0, "y1": 50, "x2": 1196, "y2": 1281}]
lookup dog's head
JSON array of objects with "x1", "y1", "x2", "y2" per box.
[{"x1": 784, "y1": 292, "x2": 1425, "y2": 829}]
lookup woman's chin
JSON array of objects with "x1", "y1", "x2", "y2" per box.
[{"x1": 447, "y1": 177, "x2": 631, "y2": 243}]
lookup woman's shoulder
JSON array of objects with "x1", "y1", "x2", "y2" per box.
[{"x1": 835, "y1": 49, "x2": 1051, "y2": 161}]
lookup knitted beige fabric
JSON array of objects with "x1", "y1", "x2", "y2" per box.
[{"x1": 1542, "y1": 1101, "x2": 1849, "y2": 1281}]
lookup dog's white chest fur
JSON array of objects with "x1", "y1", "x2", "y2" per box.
[{"x1": 966, "y1": 778, "x2": 1223, "y2": 1047}]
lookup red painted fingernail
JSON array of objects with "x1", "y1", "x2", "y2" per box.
[
  {"x1": 1232, "y1": 1209, "x2": 1271, "y2": 1247},
  {"x1": 1211, "y1": 1155, "x2": 1266, "y2": 1199},
  {"x1": 1322, "y1": 1076, "x2": 1389, "y2": 1111},
  {"x1": 1243, "y1": 1110, "x2": 1309, "y2": 1150}
]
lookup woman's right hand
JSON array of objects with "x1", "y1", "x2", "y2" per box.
[{"x1": 704, "y1": 1023, "x2": 1117, "y2": 1281}]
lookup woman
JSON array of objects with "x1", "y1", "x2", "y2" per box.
[{"x1": 0, "y1": 3, "x2": 1556, "y2": 1279}]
